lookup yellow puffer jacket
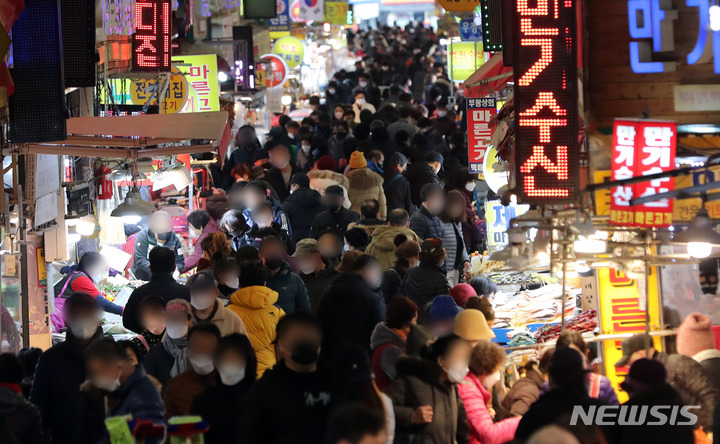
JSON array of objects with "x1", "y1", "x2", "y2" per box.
[{"x1": 227, "y1": 286, "x2": 285, "y2": 377}]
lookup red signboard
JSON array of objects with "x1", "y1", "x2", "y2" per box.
[
  {"x1": 513, "y1": 0, "x2": 579, "y2": 203},
  {"x1": 132, "y1": 0, "x2": 172, "y2": 71},
  {"x1": 610, "y1": 119, "x2": 676, "y2": 227},
  {"x1": 466, "y1": 97, "x2": 497, "y2": 174},
  {"x1": 260, "y1": 53, "x2": 289, "y2": 88}
]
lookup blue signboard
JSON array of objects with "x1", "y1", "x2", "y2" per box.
[
  {"x1": 460, "y1": 18, "x2": 483, "y2": 41},
  {"x1": 268, "y1": 0, "x2": 291, "y2": 37}
]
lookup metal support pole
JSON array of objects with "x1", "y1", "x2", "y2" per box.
[{"x1": 17, "y1": 179, "x2": 29, "y2": 348}]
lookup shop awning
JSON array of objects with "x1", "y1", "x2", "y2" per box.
[
  {"x1": 12, "y1": 111, "x2": 231, "y2": 159},
  {"x1": 462, "y1": 53, "x2": 513, "y2": 93}
]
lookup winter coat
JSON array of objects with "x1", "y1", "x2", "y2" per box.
[
  {"x1": 442, "y1": 221, "x2": 470, "y2": 272},
  {"x1": 409, "y1": 206, "x2": 444, "y2": 241},
  {"x1": 265, "y1": 165, "x2": 303, "y2": 202},
  {"x1": 539, "y1": 372, "x2": 619, "y2": 406},
  {"x1": 310, "y1": 208, "x2": 361, "y2": 238},
  {"x1": 382, "y1": 264, "x2": 409, "y2": 303},
  {"x1": 387, "y1": 119, "x2": 417, "y2": 141},
  {"x1": 0, "y1": 385, "x2": 44, "y2": 444},
  {"x1": 227, "y1": 285, "x2": 286, "y2": 377},
  {"x1": 164, "y1": 370, "x2": 214, "y2": 418},
  {"x1": 399, "y1": 262, "x2": 450, "y2": 321},
  {"x1": 692, "y1": 349, "x2": 720, "y2": 393},
  {"x1": 190, "y1": 380, "x2": 253, "y2": 444},
  {"x1": 143, "y1": 342, "x2": 177, "y2": 388},
  {"x1": 183, "y1": 218, "x2": 223, "y2": 272},
  {"x1": 204, "y1": 193, "x2": 230, "y2": 222},
  {"x1": 457, "y1": 373, "x2": 520, "y2": 444},
  {"x1": 237, "y1": 361, "x2": 333, "y2": 444},
  {"x1": 405, "y1": 163, "x2": 440, "y2": 207},
  {"x1": 299, "y1": 266, "x2": 342, "y2": 312},
  {"x1": 123, "y1": 272, "x2": 190, "y2": 334},
  {"x1": 371, "y1": 323, "x2": 407, "y2": 390},
  {"x1": 350, "y1": 220, "x2": 386, "y2": 238},
  {"x1": 266, "y1": 261, "x2": 312, "y2": 313},
  {"x1": 109, "y1": 366, "x2": 165, "y2": 422},
  {"x1": 54, "y1": 271, "x2": 123, "y2": 321},
  {"x1": 365, "y1": 226, "x2": 421, "y2": 272},
  {"x1": 384, "y1": 169, "x2": 415, "y2": 215},
  {"x1": 131, "y1": 227, "x2": 185, "y2": 281},
  {"x1": 345, "y1": 167, "x2": 387, "y2": 219},
  {"x1": 307, "y1": 169, "x2": 352, "y2": 209},
  {"x1": 282, "y1": 186, "x2": 326, "y2": 244},
  {"x1": 30, "y1": 327, "x2": 104, "y2": 444},
  {"x1": 499, "y1": 368, "x2": 544, "y2": 418},
  {"x1": 193, "y1": 301, "x2": 248, "y2": 337},
  {"x1": 384, "y1": 357, "x2": 469, "y2": 444},
  {"x1": 242, "y1": 197, "x2": 291, "y2": 238},
  {"x1": 318, "y1": 273, "x2": 387, "y2": 361}
]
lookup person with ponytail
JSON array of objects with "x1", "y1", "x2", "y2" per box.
[
  {"x1": 197, "y1": 232, "x2": 232, "y2": 272},
  {"x1": 381, "y1": 233, "x2": 420, "y2": 303}
]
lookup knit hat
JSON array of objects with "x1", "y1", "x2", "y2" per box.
[
  {"x1": 316, "y1": 155, "x2": 337, "y2": 172},
  {"x1": 336, "y1": 249, "x2": 363, "y2": 273},
  {"x1": 349, "y1": 151, "x2": 368, "y2": 169},
  {"x1": 428, "y1": 295, "x2": 462, "y2": 324},
  {"x1": 620, "y1": 358, "x2": 667, "y2": 393},
  {"x1": 292, "y1": 238, "x2": 319, "y2": 257},
  {"x1": 449, "y1": 283, "x2": 477, "y2": 307},
  {"x1": 677, "y1": 313, "x2": 716, "y2": 357},
  {"x1": 454, "y1": 309, "x2": 495, "y2": 341},
  {"x1": 289, "y1": 172, "x2": 310, "y2": 187}
]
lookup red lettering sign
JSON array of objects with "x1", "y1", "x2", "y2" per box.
[
  {"x1": 513, "y1": 0, "x2": 578, "y2": 203},
  {"x1": 466, "y1": 97, "x2": 497, "y2": 174},
  {"x1": 132, "y1": 0, "x2": 171, "y2": 71}
]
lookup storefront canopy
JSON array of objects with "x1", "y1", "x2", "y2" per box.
[
  {"x1": 13, "y1": 111, "x2": 231, "y2": 159},
  {"x1": 462, "y1": 53, "x2": 513, "y2": 94}
]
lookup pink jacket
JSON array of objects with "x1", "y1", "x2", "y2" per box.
[
  {"x1": 457, "y1": 373, "x2": 520, "y2": 444},
  {"x1": 184, "y1": 218, "x2": 223, "y2": 272}
]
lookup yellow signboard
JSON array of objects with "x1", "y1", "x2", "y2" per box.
[
  {"x1": 172, "y1": 54, "x2": 220, "y2": 113},
  {"x1": 449, "y1": 42, "x2": 485, "y2": 82},
  {"x1": 437, "y1": 0, "x2": 480, "y2": 12},
  {"x1": 325, "y1": 1, "x2": 349, "y2": 24},
  {"x1": 673, "y1": 165, "x2": 720, "y2": 222},
  {"x1": 130, "y1": 67, "x2": 188, "y2": 114},
  {"x1": 598, "y1": 267, "x2": 662, "y2": 403},
  {"x1": 272, "y1": 36, "x2": 304, "y2": 69},
  {"x1": 593, "y1": 170, "x2": 611, "y2": 216}
]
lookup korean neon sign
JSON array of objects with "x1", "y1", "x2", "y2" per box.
[
  {"x1": 610, "y1": 119, "x2": 676, "y2": 227},
  {"x1": 513, "y1": 0, "x2": 579, "y2": 203},
  {"x1": 132, "y1": 0, "x2": 171, "y2": 71},
  {"x1": 467, "y1": 97, "x2": 497, "y2": 174}
]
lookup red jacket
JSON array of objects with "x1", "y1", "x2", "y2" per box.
[{"x1": 457, "y1": 373, "x2": 520, "y2": 444}]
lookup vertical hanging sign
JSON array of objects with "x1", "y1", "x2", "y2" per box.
[
  {"x1": 132, "y1": 0, "x2": 171, "y2": 71},
  {"x1": 466, "y1": 97, "x2": 497, "y2": 174},
  {"x1": 513, "y1": 0, "x2": 579, "y2": 203}
]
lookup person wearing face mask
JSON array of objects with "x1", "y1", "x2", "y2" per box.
[
  {"x1": 241, "y1": 180, "x2": 291, "y2": 237},
  {"x1": 122, "y1": 246, "x2": 190, "y2": 334},
  {"x1": 143, "y1": 299, "x2": 194, "y2": 387},
  {"x1": 85, "y1": 338, "x2": 165, "y2": 430},
  {"x1": 297, "y1": 135, "x2": 315, "y2": 170},
  {"x1": 370, "y1": 296, "x2": 419, "y2": 390},
  {"x1": 405, "y1": 151, "x2": 442, "y2": 208},
  {"x1": 264, "y1": 144, "x2": 302, "y2": 203},
  {"x1": 131, "y1": 210, "x2": 185, "y2": 281},
  {"x1": 282, "y1": 172, "x2": 326, "y2": 244},
  {"x1": 457, "y1": 341, "x2": 520, "y2": 444},
  {"x1": 332, "y1": 104, "x2": 346, "y2": 122},
  {"x1": 30, "y1": 293, "x2": 104, "y2": 444},
  {"x1": 52, "y1": 252, "x2": 123, "y2": 332},
  {"x1": 310, "y1": 186, "x2": 360, "y2": 239},
  {"x1": 188, "y1": 272, "x2": 247, "y2": 337},
  {"x1": 399, "y1": 238, "x2": 451, "y2": 321},
  {"x1": 352, "y1": 92, "x2": 376, "y2": 124},
  {"x1": 318, "y1": 255, "x2": 386, "y2": 361},
  {"x1": 237, "y1": 312, "x2": 333, "y2": 444},
  {"x1": 224, "y1": 125, "x2": 263, "y2": 177},
  {"x1": 227, "y1": 264, "x2": 285, "y2": 377},
  {"x1": 327, "y1": 121, "x2": 351, "y2": 163},
  {"x1": 316, "y1": 229, "x2": 344, "y2": 269},
  {"x1": 345, "y1": 151, "x2": 388, "y2": 220},
  {"x1": 380, "y1": 233, "x2": 421, "y2": 302},
  {"x1": 383, "y1": 153, "x2": 415, "y2": 215},
  {"x1": 164, "y1": 323, "x2": 221, "y2": 418},
  {"x1": 190, "y1": 334, "x2": 257, "y2": 444},
  {"x1": 293, "y1": 239, "x2": 341, "y2": 312},
  {"x1": 431, "y1": 102, "x2": 458, "y2": 138},
  {"x1": 184, "y1": 209, "x2": 223, "y2": 272},
  {"x1": 326, "y1": 82, "x2": 348, "y2": 113},
  {"x1": 213, "y1": 256, "x2": 240, "y2": 300},
  {"x1": 385, "y1": 334, "x2": 470, "y2": 444},
  {"x1": 129, "y1": 295, "x2": 167, "y2": 360},
  {"x1": 259, "y1": 235, "x2": 311, "y2": 313},
  {"x1": 408, "y1": 183, "x2": 445, "y2": 241}
]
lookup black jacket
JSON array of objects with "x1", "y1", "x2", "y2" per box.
[
  {"x1": 318, "y1": 273, "x2": 386, "y2": 361},
  {"x1": 142, "y1": 342, "x2": 176, "y2": 387},
  {"x1": 237, "y1": 361, "x2": 333, "y2": 444},
  {"x1": 190, "y1": 380, "x2": 253, "y2": 444},
  {"x1": 405, "y1": 163, "x2": 439, "y2": 207},
  {"x1": 30, "y1": 328, "x2": 103, "y2": 444},
  {"x1": 408, "y1": 205, "x2": 444, "y2": 241},
  {"x1": 266, "y1": 261, "x2": 312, "y2": 313},
  {"x1": 0, "y1": 386, "x2": 44, "y2": 444},
  {"x1": 310, "y1": 208, "x2": 361, "y2": 238},
  {"x1": 265, "y1": 165, "x2": 302, "y2": 202},
  {"x1": 282, "y1": 187, "x2": 326, "y2": 244},
  {"x1": 399, "y1": 262, "x2": 450, "y2": 320},
  {"x1": 131, "y1": 228, "x2": 185, "y2": 281},
  {"x1": 383, "y1": 169, "x2": 415, "y2": 215},
  {"x1": 299, "y1": 266, "x2": 342, "y2": 313},
  {"x1": 382, "y1": 264, "x2": 409, "y2": 303},
  {"x1": 122, "y1": 272, "x2": 191, "y2": 333}
]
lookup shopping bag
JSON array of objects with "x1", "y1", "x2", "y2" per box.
[{"x1": 105, "y1": 415, "x2": 133, "y2": 444}]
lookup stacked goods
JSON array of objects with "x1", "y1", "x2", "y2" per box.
[
  {"x1": 492, "y1": 284, "x2": 577, "y2": 328},
  {"x1": 534, "y1": 309, "x2": 598, "y2": 343}
]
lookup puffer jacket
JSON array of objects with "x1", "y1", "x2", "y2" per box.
[
  {"x1": 109, "y1": 366, "x2": 165, "y2": 422},
  {"x1": 365, "y1": 226, "x2": 421, "y2": 271},
  {"x1": 282, "y1": 186, "x2": 326, "y2": 243},
  {"x1": 266, "y1": 261, "x2": 312, "y2": 313},
  {"x1": 384, "y1": 357, "x2": 469, "y2": 444},
  {"x1": 442, "y1": 221, "x2": 470, "y2": 272},
  {"x1": 345, "y1": 167, "x2": 387, "y2": 219},
  {"x1": 498, "y1": 368, "x2": 544, "y2": 418},
  {"x1": 307, "y1": 169, "x2": 352, "y2": 209},
  {"x1": 371, "y1": 323, "x2": 407, "y2": 390},
  {"x1": 457, "y1": 373, "x2": 520, "y2": 444},
  {"x1": 0, "y1": 385, "x2": 44, "y2": 444},
  {"x1": 399, "y1": 262, "x2": 450, "y2": 321},
  {"x1": 227, "y1": 285, "x2": 286, "y2": 376}
]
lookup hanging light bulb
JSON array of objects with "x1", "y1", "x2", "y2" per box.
[
  {"x1": 674, "y1": 208, "x2": 720, "y2": 258},
  {"x1": 688, "y1": 242, "x2": 713, "y2": 259}
]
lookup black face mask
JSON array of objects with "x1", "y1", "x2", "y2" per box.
[
  {"x1": 264, "y1": 257, "x2": 284, "y2": 271},
  {"x1": 291, "y1": 341, "x2": 320, "y2": 365},
  {"x1": 327, "y1": 202, "x2": 342, "y2": 212},
  {"x1": 157, "y1": 231, "x2": 172, "y2": 241}
]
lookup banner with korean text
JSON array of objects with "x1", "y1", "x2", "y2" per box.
[
  {"x1": 172, "y1": 54, "x2": 220, "y2": 113},
  {"x1": 610, "y1": 119, "x2": 676, "y2": 227},
  {"x1": 467, "y1": 97, "x2": 496, "y2": 174}
]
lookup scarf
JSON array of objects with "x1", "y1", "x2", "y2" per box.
[{"x1": 163, "y1": 335, "x2": 189, "y2": 378}]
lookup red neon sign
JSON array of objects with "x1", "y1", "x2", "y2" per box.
[
  {"x1": 132, "y1": 0, "x2": 171, "y2": 71},
  {"x1": 513, "y1": 0, "x2": 578, "y2": 203}
]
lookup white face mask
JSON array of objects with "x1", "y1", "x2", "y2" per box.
[
  {"x1": 358, "y1": 82, "x2": 368, "y2": 88},
  {"x1": 273, "y1": 158, "x2": 290, "y2": 169},
  {"x1": 356, "y1": 98, "x2": 366, "y2": 106},
  {"x1": 328, "y1": 88, "x2": 336, "y2": 94},
  {"x1": 287, "y1": 132, "x2": 295, "y2": 139},
  {"x1": 69, "y1": 318, "x2": 98, "y2": 340},
  {"x1": 334, "y1": 112, "x2": 344, "y2": 120},
  {"x1": 465, "y1": 182, "x2": 476, "y2": 192},
  {"x1": 166, "y1": 323, "x2": 189, "y2": 339},
  {"x1": 93, "y1": 374, "x2": 121, "y2": 392},
  {"x1": 437, "y1": 110, "x2": 447, "y2": 118},
  {"x1": 224, "y1": 277, "x2": 239, "y2": 289},
  {"x1": 483, "y1": 370, "x2": 501, "y2": 389},
  {"x1": 447, "y1": 363, "x2": 469, "y2": 383},
  {"x1": 301, "y1": 144, "x2": 311, "y2": 153},
  {"x1": 218, "y1": 363, "x2": 246, "y2": 386},
  {"x1": 191, "y1": 293, "x2": 215, "y2": 311},
  {"x1": 189, "y1": 356, "x2": 215, "y2": 375}
]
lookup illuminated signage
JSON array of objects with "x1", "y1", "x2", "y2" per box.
[
  {"x1": 268, "y1": 0, "x2": 291, "y2": 38},
  {"x1": 448, "y1": 42, "x2": 485, "y2": 82},
  {"x1": 610, "y1": 119, "x2": 676, "y2": 227},
  {"x1": 627, "y1": 0, "x2": 677, "y2": 73},
  {"x1": 480, "y1": 0, "x2": 503, "y2": 51},
  {"x1": 513, "y1": 0, "x2": 579, "y2": 203},
  {"x1": 466, "y1": 97, "x2": 496, "y2": 174},
  {"x1": 132, "y1": 0, "x2": 171, "y2": 71},
  {"x1": 485, "y1": 200, "x2": 530, "y2": 251}
]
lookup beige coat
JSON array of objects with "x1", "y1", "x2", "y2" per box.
[
  {"x1": 307, "y1": 169, "x2": 352, "y2": 209},
  {"x1": 365, "y1": 226, "x2": 421, "y2": 271},
  {"x1": 345, "y1": 167, "x2": 387, "y2": 219},
  {"x1": 194, "y1": 301, "x2": 248, "y2": 337}
]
